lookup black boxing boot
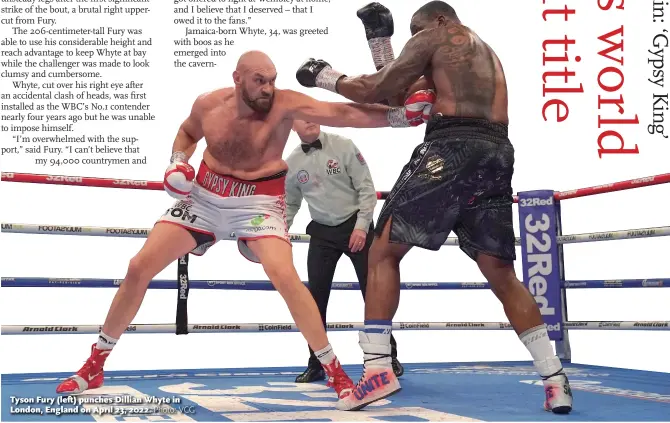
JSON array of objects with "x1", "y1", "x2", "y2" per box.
[
  {"x1": 356, "y1": 2, "x2": 395, "y2": 70},
  {"x1": 296, "y1": 59, "x2": 346, "y2": 94},
  {"x1": 295, "y1": 353, "x2": 326, "y2": 383},
  {"x1": 390, "y1": 335, "x2": 404, "y2": 377}
]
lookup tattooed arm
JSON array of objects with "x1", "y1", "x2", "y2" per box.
[{"x1": 335, "y1": 28, "x2": 440, "y2": 104}]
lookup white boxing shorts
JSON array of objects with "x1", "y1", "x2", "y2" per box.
[{"x1": 156, "y1": 161, "x2": 290, "y2": 263}]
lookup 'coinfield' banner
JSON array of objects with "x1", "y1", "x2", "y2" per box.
[{"x1": 518, "y1": 190, "x2": 563, "y2": 341}]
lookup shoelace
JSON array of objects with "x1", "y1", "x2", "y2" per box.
[
  {"x1": 541, "y1": 368, "x2": 565, "y2": 380},
  {"x1": 363, "y1": 352, "x2": 391, "y2": 364}
]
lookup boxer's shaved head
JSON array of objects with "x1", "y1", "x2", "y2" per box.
[
  {"x1": 233, "y1": 50, "x2": 277, "y2": 113},
  {"x1": 410, "y1": 1, "x2": 459, "y2": 35}
]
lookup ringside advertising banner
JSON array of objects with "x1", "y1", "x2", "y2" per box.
[{"x1": 518, "y1": 190, "x2": 563, "y2": 340}]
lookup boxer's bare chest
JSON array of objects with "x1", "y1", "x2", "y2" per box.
[{"x1": 200, "y1": 107, "x2": 289, "y2": 168}]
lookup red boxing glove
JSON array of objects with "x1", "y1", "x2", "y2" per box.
[
  {"x1": 164, "y1": 152, "x2": 195, "y2": 199},
  {"x1": 404, "y1": 89, "x2": 436, "y2": 124},
  {"x1": 386, "y1": 90, "x2": 436, "y2": 128}
]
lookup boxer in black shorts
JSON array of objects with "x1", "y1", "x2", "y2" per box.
[
  {"x1": 297, "y1": 1, "x2": 574, "y2": 414},
  {"x1": 378, "y1": 115, "x2": 516, "y2": 260}
]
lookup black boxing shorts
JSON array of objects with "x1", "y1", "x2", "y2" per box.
[{"x1": 375, "y1": 114, "x2": 516, "y2": 262}]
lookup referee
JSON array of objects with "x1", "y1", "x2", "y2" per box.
[{"x1": 285, "y1": 119, "x2": 403, "y2": 383}]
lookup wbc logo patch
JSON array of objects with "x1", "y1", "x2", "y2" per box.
[{"x1": 326, "y1": 159, "x2": 341, "y2": 175}]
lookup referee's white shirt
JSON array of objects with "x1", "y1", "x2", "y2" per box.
[{"x1": 285, "y1": 131, "x2": 377, "y2": 232}]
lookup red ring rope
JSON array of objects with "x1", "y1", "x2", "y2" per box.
[{"x1": 2, "y1": 171, "x2": 670, "y2": 202}]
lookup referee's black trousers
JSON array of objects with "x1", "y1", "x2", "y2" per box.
[{"x1": 304, "y1": 215, "x2": 398, "y2": 368}]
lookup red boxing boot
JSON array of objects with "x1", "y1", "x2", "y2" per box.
[
  {"x1": 56, "y1": 344, "x2": 110, "y2": 394},
  {"x1": 321, "y1": 358, "x2": 354, "y2": 399}
]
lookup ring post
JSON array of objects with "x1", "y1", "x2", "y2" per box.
[
  {"x1": 553, "y1": 196, "x2": 572, "y2": 361},
  {"x1": 176, "y1": 254, "x2": 189, "y2": 335},
  {"x1": 517, "y1": 190, "x2": 564, "y2": 342}
]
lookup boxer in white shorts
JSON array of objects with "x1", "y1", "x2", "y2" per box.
[
  {"x1": 55, "y1": 50, "x2": 435, "y2": 405},
  {"x1": 160, "y1": 161, "x2": 290, "y2": 262}
]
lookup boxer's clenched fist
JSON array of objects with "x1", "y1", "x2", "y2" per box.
[
  {"x1": 387, "y1": 90, "x2": 436, "y2": 127},
  {"x1": 164, "y1": 151, "x2": 195, "y2": 199},
  {"x1": 357, "y1": 2, "x2": 394, "y2": 40},
  {"x1": 404, "y1": 90, "x2": 436, "y2": 123},
  {"x1": 296, "y1": 58, "x2": 345, "y2": 93}
]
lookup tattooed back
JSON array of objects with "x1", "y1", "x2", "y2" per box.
[{"x1": 426, "y1": 23, "x2": 508, "y2": 124}]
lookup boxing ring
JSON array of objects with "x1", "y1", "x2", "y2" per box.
[{"x1": 2, "y1": 171, "x2": 670, "y2": 421}]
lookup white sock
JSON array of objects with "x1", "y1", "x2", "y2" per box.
[
  {"x1": 314, "y1": 344, "x2": 336, "y2": 366},
  {"x1": 519, "y1": 324, "x2": 563, "y2": 378},
  {"x1": 96, "y1": 331, "x2": 118, "y2": 351}
]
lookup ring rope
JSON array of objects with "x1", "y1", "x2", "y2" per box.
[
  {"x1": 3, "y1": 222, "x2": 669, "y2": 245},
  {"x1": 3, "y1": 321, "x2": 669, "y2": 335},
  {"x1": 2, "y1": 277, "x2": 667, "y2": 290},
  {"x1": 2, "y1": 171, "x2": 670, "y2": 202}
]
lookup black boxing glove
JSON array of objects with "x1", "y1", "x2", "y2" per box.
[
  {"x1": 356, "y1": 2, "x2": 395, "y2": 70},
  {"x1": 357, "y1": 2, "x2": 394, "y2": 40},
  {"x1": 296, "y1": 58, "x2": 346, "y2": 93}
]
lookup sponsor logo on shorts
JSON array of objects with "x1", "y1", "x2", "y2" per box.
[
  {"x1": 200, "y1": 171, "x2": 258, "y2": 197},
  {"x1": 642, "y1": 280, "x2": 663, "y2": 287},
  {"x1": 326, "y1": 159, "x2": 341, "y2": 175},
  {"x1": 249, "y1": 225, "x2": 277, "y2": 233},
  {"x1": 250, "y1": 214, "x2": 270, "y2": 226},
  {"x1": 1, "y1": 223, "x2": 13, "y2": 230},
  {"x1": 633, "y1": 322, "x2": 668, "y2": 328},
  {"x1": 125, "y1": 326, "x2": 137, "y2": 332},
  {"x1": 560, "y1": 235, "x2": 577, "y2": 242},
  {"x1": 1, "y1": 172, "x2": 15, "y2": 179},
  {"x1": 603, "y1": 280, "x2": 624, "y2": 287},
  {"x1": 166, "y1": 202, "x2": 198, "y2": 224},
  {"x1": 193, "y1": 324, "x2": 242, "y2": 331},
  {"x1": 258, "y1": 324, "x2": 292, "y2": 332},
  {"x1": 296, "y1": 170, "x2": 309, "y2": 184},
  {"x1": 400, "y1": 323, "x2": 429, "y2": 329},
  {"x1": 332, "y1": 283, "x2": 354, "y2": 289},
  {"x1": 569, "y1": 322, "x2": 589, "y2": 327},
  {"x1": 424, "y1": 155, "x2": 444, "y2": 177},
  {"x1": 23, "y1": 326, "x2": 78, "y2": 332}
]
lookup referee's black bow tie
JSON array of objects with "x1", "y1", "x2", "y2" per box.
[{"x1": 302, "y1": 139, "x2": 322, "y2": 153}]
